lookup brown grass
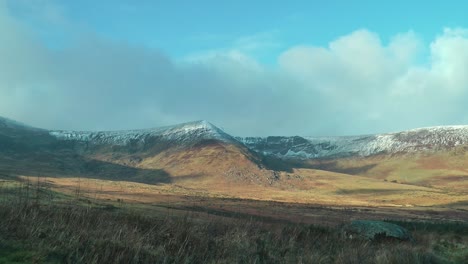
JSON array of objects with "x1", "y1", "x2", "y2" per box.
[
  {"x1": 1, "y1": 184, "x2": 467, "y2": 264},
  {"x1": 0, "y1": 171, "x2": 467, "y2": 263}
]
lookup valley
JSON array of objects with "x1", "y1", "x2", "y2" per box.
[
  {"x1": 1, "y1": 116, "x2": 467, "y2": 218},
  {"x1": 1, "y1": 116, "x2": 468, "y2": 262}
]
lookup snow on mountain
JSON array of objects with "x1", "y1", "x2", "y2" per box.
[
  {"x1": 49, "y1": 120, "x2": 236, "y2": 146},
  {"x1": 238, "y1": 125, "x2": 468, "y2": 159},
  {"x1": 2, "y1": 114, "x2": 468, "y2": 158}
]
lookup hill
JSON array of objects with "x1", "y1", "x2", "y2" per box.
[{"x1": 0, "y1": 116, "x2": 467, "y2": 208}]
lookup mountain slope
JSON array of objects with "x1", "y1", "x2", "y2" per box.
[
  {"x1": 49, "y1": 120, "x2": 237, "y2": 147},
  {"x1": 1, "y1": 116, "x2": 468, "y2": 194},
  {"x1": 237, "y1": 126, "x2": 468, "y2": 191},
  {"x1": 49, "y1": 120, "x2": 268, "y2": 182},
  {"x1": 238, "y1": 125, "x2": 468, "y2": 160},
  {"x1": 0, "y1": 118, "x2": 271, "y2": 186},
  {"x1": 1, "y1": 116, "x2": 467, "y2": 206}
]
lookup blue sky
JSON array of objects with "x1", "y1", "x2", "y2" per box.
[
  {"x1": 2, "y1": 0, "x2": 468, "y2": 136},
  {"x1": 9, "y1": 1, "x2": 467, "y2": 63}
]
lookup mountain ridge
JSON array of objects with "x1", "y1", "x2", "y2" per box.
[
  {"x1": 238, "y1": 125, "x2": 468, "y2": 159},
  {"x1": 2, "y1": 115, "x2": 468, "y2": 159},
  {"x1": 48, "y1": 120, "x2": 237, "y2": 147},
  {"x1": 1, "y1": 115, "x2": 468, "y2": 201}
]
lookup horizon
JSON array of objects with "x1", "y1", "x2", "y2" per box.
[
  {"x1": 3, "y1": 114, "x2": 468, "y2": 138},
  {"x1": 2, "y1": 1, "x2": 468, "y2": 136}
]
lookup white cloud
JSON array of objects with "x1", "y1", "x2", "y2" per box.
[
  {"x1": 1, "y1": 2, "x2": 468, "y2": 136},
  {"x1": 278, "y1": 28, "x2": 468, "y2": 134}
]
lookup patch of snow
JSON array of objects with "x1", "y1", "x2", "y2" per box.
[
  {"x1": 6, "y1": 114, "x2": 467, "y2": 159},
  {"x1": 238, "y1": 125, "x2": 468, "y2": 159},
  {"x1": 49, "y1": 120, "x2": 235, "y2": 146}
]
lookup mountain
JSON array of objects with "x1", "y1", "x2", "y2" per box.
[
  {"x1": 1, "y1": 116, "x2": 467, "y2": 208},
  {"x1": 4, "y1": 115, "x2": 464, "y2": 161},
  {"x1": 49, "y1": 120, "x2": 237, "y2": 148},
  {"x1": 0, "y1": 118, "x2": 270, "y2": 186},
  {"x1": 1, "y1": 116, "x2": 467, "y2": 199},
  {"x1": 238, "y1": 125, "x2": 468, "y2": 160},
  {"x1": 237, "y1": 126, "x2": 468, "y2": 192}
]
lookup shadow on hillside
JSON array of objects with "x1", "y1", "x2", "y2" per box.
[
  {"x1": 335, "y1": 188, "x2": 409, "y2": 195},
  {"x1": 312, "y1": 162, "x2": 378, "y2": 175},
  {"x1": 171, "y1": 174, "x2": 205, "y2": 183},
  {"x1": 324, "y1": 164, "x2": 377, "y2": 175},
  {"x1": 260, "y1": 155, "x2": 377, "y2": 175},
  {"x1": 259, "y1": 156, "x2": 296, "y2": 173},
  {"x1": 443, "y1": 200, "x2": 468, "y2": 208},
  {"x1": 0, "y1": 155, "x2": 172, "y2": 185}
]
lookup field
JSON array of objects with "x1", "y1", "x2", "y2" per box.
[
  {"x1": 12, "y1": 175, "x2": 466, "y2": 224},
  {"x1": 1, "y1": 175, "x2": 468, "y2": 263}
]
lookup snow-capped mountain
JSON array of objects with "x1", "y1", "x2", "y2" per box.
[
  {"x1": 2, "y1": 115, "x2": 467, "y2": 191},
  {"x1": 49, "y1": 120, "x2": 237, "y2": 147},
  {"x1": 238, "y1": 125, "x2": 468, "y2": 159},
  {"x1": 2, "y1": 115, "x2": 468, "y2": 160}
]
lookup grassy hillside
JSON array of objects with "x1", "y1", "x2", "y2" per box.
[{"x1": 300, "y1": 149, "x2": 468, "y2": 192}]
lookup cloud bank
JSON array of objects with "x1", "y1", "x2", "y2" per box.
[{"x1": 1, "y1": 3, "x2": 468, "y2": 136}]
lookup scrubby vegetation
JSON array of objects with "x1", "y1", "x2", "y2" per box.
[{"x1": 0, "y1": 180, "x2": 467, "y2": 263}]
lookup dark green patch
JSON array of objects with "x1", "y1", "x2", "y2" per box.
[{"x1": 0, "y1": 241, "x2": 40, "y2": 264}]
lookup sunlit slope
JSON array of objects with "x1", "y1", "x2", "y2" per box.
[
  {"x1": 298, "y1": 147, "x2": 468, "y2": 192},
  {"x1": 29, "y1": 167, "x2": 468, "y2": 208}
]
